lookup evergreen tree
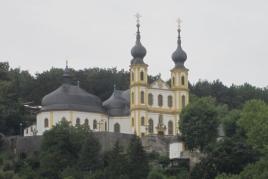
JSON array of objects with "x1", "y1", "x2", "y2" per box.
[
  {"x1": 78, "y1": 132, "x2": 101, "y2": 173},
  {"x1": 105, "y1": 140, "x2": 128, "y2": 179},
  {"x1": 126, "y1": 136, "x2": 149, "y2": 179}
]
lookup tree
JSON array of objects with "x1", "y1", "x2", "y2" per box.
[
  {"x1": 191, "y1": 138, "x2": 259, "y2": 179},
  {"x1": 39, "y1": 120, "x2": 85, "y2": 178},
  {"x1": 147, "y1": 170, "x2": 165, "y2": 179},
  {"x1": 104, "y1": 140, "x2": 127, "y2": 179},
  {"x1": 179, "y1": 97, "x2": 222, "y2": 151},
  {"x1": 78, "y1": 132, "x2": 101, "y2": 173},
  {"x1": 126, "y1": 136, "x2": 149, "y2": 179},
  {"x1": 238, "y1": 100, "x2": 268, "y2": 154}
]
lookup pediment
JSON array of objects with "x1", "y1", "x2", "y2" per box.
[{"x1": 150, "y1": 79, "x2": 170, "y2": 90}]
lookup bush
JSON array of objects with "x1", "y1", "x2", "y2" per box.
[{"x1": 147, "y1": 170, "x2": 165, "y2": 179}]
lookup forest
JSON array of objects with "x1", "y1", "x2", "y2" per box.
[{"x1": 0, "y1": 61, "x2": 268, "y2": 178}]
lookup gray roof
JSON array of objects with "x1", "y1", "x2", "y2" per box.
[
  {"x1": 41, "y1": 84, "x2": 105, "y2": 113},
  {"x1": 103, "y1": 89, "x2": 130, "y2": 116}
]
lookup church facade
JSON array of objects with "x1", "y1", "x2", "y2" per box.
[{"x1": 24, "y1": 19, "x2": 189, "y2": 137}]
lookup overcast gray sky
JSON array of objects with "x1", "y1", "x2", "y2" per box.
[{"x1": 0, "y1": 0, "x2": 267, "y2": 87}]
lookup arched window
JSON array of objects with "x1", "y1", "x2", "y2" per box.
[
  {"x1": 148, "y1": 119, "x2": 154, "y2": 134},
  {"x1": 93, "y1": 120, "x2": 97, "y2": 129},
  {"x1": 76, "y1": 118, "x2": 80, "y2": 125},
  {"x1": 114, "y1": 123, "x2": 120, "y2": 133},
  {"x1": 140, "y1": 71, "x2": 144, "y2": 81},
  {"x1": 168, "y1": 95, "x2": 173, "y2": 108},
  {"x1": 141, "y1": 117, "x2": 145, "y2": 126},
  {"x1": 131, "y1": 92, "x2": 134, "y2": 105},
  {"x1": 44, "y1": 118, "x2": 49, "y2": 128},
  {"x1": 158, "y1": 94, "x2": 163, "y2": 107},
  {"x1": 131, "y1": 72, "x2": 134, "y2": 81},
  {"x1": 84, "y1": 119, "x2": 89, "y2": 125},
  {"x1": 148, "y1": 93, "x2": 153, "y2": 106},
  {"x1": 132, "y1": 118, "x2": 134, "y2": 127},
  {"x1": 182, "y1": 95, "x2": 186, "y2": 108},
  {"x1": 181, "y1": 76, "x2": 185, "y2": 85},
  {"x1": 141, "y1": 91, "x2": 145, "y2": 104},
  {"x1": 172, "y1": 77, "x2": 175, "y2": 86},
  {"x1": 159, "y1": 114, "x2": 163, "y2": 124},
  {"x1": 168, "y1": 120, "x2": 173, "y2": 135}
]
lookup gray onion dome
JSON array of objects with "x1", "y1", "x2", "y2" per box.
[
  {"x1": 131, "y1": 23, "x2": 147, "y2": 64},
  {"x1": 172, "y1": 28, "x2": 187, "y2": 68}
]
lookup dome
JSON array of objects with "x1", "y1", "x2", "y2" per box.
[
  {"x1": 130, "y1": 23, "x2": 147, "y2": 65},
  {"x1": 41, "y1": 84, "x2": 105, "y2": 113},
  {"x1": 103, "y1": 89, "x2": 130, "y2": 116},
  {"x1": 172, "y1": 29, "x2": 187, "y2": 68}
]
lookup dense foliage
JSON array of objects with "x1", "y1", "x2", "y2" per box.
[{"x1": 1, "y1": 62, "x2": 268, "y2": 178}]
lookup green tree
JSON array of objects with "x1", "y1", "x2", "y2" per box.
[
  {"x1": 104, "y1": 140, "x2": 127, "y2": 179},
  {"x1": 78, "y1": 132, "x2": 101, "y2": 173},
  {"x1": 39, "y1": 120, "x2": 85, "y2": 178},
  {"x1": 179, "y1": 97, "x2": 222, "y2": 151},
  {"x1": 147, "y1": 170, "x2": 165, "y2": 179},
  {"x1": 127, "y1": 136, "x2": 149, "y2": 179},
  {"x1": 191, "y1": 138, "x2": 259, "y2": 179},
  {"x1": 238, "y1": 100, "x2": 268, "y2": 154}
]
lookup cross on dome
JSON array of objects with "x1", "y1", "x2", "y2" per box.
[
  {"x1": 135, "y1": 13, "x2": 141, "y2": 24},
  {"x1": 176, "y1": 18, "x2": 182, "y2": 30}
]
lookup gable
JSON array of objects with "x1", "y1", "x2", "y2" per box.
[{"x1": 150, "y1": 79, "x2": 170, "y2": 90}]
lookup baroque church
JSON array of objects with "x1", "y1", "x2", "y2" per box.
[{"x1": 24, "y1": 17, "x2": 189, "y2": 137}]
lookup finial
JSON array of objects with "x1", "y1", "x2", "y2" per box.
[
  {"x1": 135, "y1": 13, "x2": 141, "y2": 25},
  {"x1": 66, "y1": 60, "x2": 69, "y2": 69},
  {"x1": 134, "y1": 13, "x2": 141, "y2": 37},
  {"x1": 176, "y1": 18, "x2": 182, "y2": 30}
]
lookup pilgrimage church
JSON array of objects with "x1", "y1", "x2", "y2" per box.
[{"x1": 24, "y1": 16, "x2": 189, "y2": 137}]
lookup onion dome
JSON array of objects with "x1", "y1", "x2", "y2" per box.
[
  {"x1": 103, "y1": 86, "x2": 130, "y2": 116},
  {"x1": 172, "y1": 22, "x2": 187, "y2": 68},
  {"x1": 41, "y1": 63, "x2": 105, "y2": 113},
  {"x1": 131, "y1": 13, "x2": 147, "y2": 65}
]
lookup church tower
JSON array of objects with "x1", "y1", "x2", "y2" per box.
[
  {"x1": 130, "y1": 14, "x2": 148, "y2": 136},
  {"x1": 170, "y1": 19, "x2": 189, "y2": 134}
]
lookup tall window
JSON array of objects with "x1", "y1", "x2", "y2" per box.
[
  {"x1": 140, "y1": 71, "x2": 144, "y2": 81},
  {"x1": 84, "y1": 119, "x2": 89, "y2": 125},
  {"x1": 168, "y1": 95, "x2": 173, "y2": 108},
  {"x1": 105, "y1": 122, "x2": 107, "y2": 131},
  {"x1": 131, "y1": 72, "x2": 134, "y2": 81},
  {"x1": 141, "y1": 91, "x2": 145, "y2": 104},
  {"x1": 182, "y1": 95, "x2": 186, "y2": 108},
  {"x1": 141, "y1": 117, "x2": 145, "y2": 126},
  {"x1": 148, "y1": 93, "x2": 153, "y2": 106},
  {"x1": 62, "y1": 117, "x2": 66, "y2": 121},
  {"x1": 168, "y1": 120, "x2": 173, "y2": 135},
  {"x1": 131, "y1": 92, "x2": 134, "y2": 105},
  {"x1": 93, "y1": 120, "x2": 97, "y2": 129},
  {"x1": 148, "y1": 119, "x2": 154, "y2": 134},
  {"x1": 158, "y1": 94, "x2": 163, "y2": 107},
  {"x1": 76, "y1": 118, "x2": 80, "y2": 125},
  {"x1": 44, "y1": 118, "x2": 49, "y2": 128},
  {"x1": 172, "y1": 77, "x2": 175, "y2": 86},
  {"x1": 181, "y1": 76, "x2": 185, "y2": 85},
  {"x1": 114, "y1": 123, "x2": 120, "y2": 133}
]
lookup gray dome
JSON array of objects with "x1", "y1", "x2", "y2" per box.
[
  {"x1": 103, "y1": 89, "x2": 130, "y2": 116},
  {"x1": 131, "y1": 24, "x2": 146, "y2": 65},
  {"x1": 172, "y1": 29, "x2": 187, "y2": 68},
  {"x1": 41, "y1": 84, "x2": 105, "y2": 113}
]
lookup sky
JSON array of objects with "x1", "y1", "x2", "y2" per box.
[{"x1": 0, "y1": 0, "x2": 267, "y2": 87}]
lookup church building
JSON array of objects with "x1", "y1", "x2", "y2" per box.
[{"x1": 24, "y1": 17, "x2": 189, "y2": 137}]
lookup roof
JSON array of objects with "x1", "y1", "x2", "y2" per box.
[
  {"x1": 103, "y1": 89, "x2": 130, "y2": 116},
  {"x1": 41, "y1": 84, "x2": 105, "y2": 113}
]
